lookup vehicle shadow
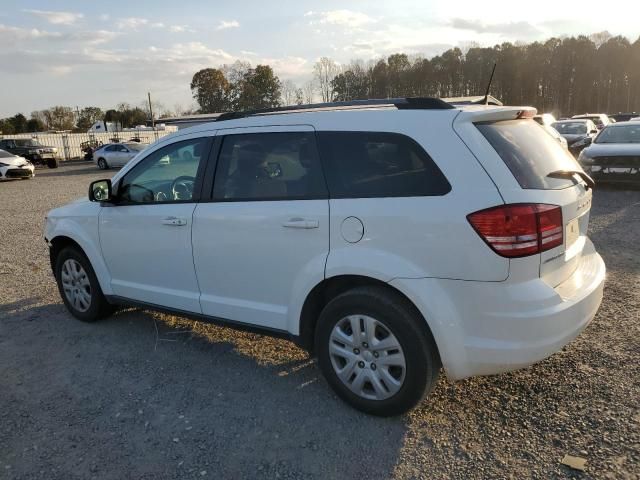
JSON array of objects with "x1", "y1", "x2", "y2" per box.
[
  {"x1": 1, "y1": 302, "x2": 408, "y2": 479},
  {"x1": 35, "y1": 166, "x2": 112, "y2": 178}
]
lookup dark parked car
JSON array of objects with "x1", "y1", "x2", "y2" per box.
[
  {"x1": 551, "y1": 119, "x2": 599, "y2": 157},
  {"x1": 0, "y1": 138, "x2": 59, "y2": 168},
  {"x1": 609, "y1": 112, "x2": 638, "y2": 123},
  {"x1": 578, "y1": 121, "x2": 640, "y2": 185}
]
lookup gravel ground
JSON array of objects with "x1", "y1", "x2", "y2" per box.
[{"x1": 0, "y1": 164, "x2": 638, "y2": 480}]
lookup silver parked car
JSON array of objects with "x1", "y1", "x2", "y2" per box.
[
  {"x1": 578, "y1": 121, "x2": 640, "y2": 185},
  {"x1": 93, "y1": 142, "x2": 147, "y2": 169}
]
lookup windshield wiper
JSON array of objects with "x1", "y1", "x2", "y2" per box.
[{"x1": 547, "y1": 170, "x2": 595, "y2": 190}]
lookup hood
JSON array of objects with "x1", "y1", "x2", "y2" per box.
[
  {"x1": 560, "y1": 133, "x2": 588, "y2": 143},
  {"x1": 0, "y1": 155, "x2": 29, "y2": 166},
  {"x1": 583, "y1": 142, "x2": 640, "y2": 157}
]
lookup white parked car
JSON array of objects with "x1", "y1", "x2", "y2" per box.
[
  {"x1": 45, "y1": 98, "x2": 606, "y2": 416},
  {"x1": 0, "y1": 149, "x2": 35, "y2": 180},
  {"x1": 92, "y1": 142, "x2": 147, "y2": 169}
]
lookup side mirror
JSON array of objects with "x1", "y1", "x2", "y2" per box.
[
  {"x1": 89, "y1": 179, "x2": 113, "y2": 202},
  {"x1": 590, "y1": 129, "x2": 598, "y2": 134}
]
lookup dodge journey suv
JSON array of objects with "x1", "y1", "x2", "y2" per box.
[{"x1": 45, "y1": 98, "x2": 605, "y2": 416}]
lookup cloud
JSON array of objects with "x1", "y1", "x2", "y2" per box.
[
  {"x1": 23, "y1": 9, "x2": 84, "y2": 25},
  {"x1": 0, "y1": 24, "x2": 118, "y2": 46},
  {"x1": 216, "y1": 20, "x2": 239, "y2": 30},
  {"x1": 169, "y1": 25, "x2": 192, "y2": 33},
  {"x1": 305, "y1": 10, "x2": 375, "y2": 28},
  {"x1": 450, "y1": 18, "x2": 542, "y2": 38},
  {"x1": 240, "y1": 50, "x2": 257, "y2": 56},
  {"x1": 116, "y1": 17, "x2": 149, "y2": 30},
  {"x1": 151, "y1": 22, "x2": 165, "y2": 28}
]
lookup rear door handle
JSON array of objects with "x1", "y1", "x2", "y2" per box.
[
  {"x1": 282, "y1": 218, "x2": 319, "y2": 229},
  {"x1": 162, "y1": 216, "x2": 187, "y2": 226}
]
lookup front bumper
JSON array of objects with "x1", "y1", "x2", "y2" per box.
[
  {"x1": 0, "y1": 166, "x2": 35, "y2": 179},
  {"x1": 391, "y1": 238, "x2": 606, "y2": 380}
]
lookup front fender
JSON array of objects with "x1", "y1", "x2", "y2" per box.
[{"x1": 46, "y1": 214, "x2": 112, "y2": 295}]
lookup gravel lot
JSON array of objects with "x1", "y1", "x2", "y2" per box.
[{"x1": 0, "y1": 164, "x2": 638, "y2": 479}]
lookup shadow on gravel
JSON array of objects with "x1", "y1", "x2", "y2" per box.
[{"x1": 1, "y1": 303, "x2": 407, "y2": 479}]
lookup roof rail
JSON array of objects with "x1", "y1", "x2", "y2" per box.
[{"x1": 215, "y1": 97, "x2": 454, "y2": 122}]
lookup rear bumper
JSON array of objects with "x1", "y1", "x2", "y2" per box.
[{"x1": 391, "y1": 238, "x2": 606, "y2": 380}]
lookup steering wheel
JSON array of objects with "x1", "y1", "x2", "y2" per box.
[{"x1": 171, "y1": 175, "x2": 195, "y2": 200}]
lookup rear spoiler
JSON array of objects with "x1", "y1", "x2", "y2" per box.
[{"x1": 454, "y1": 106, "x2": 538, "y2": 124}]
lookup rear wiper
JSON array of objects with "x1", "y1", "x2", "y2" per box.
[{"x1": 547, "y1": 170, "x2": 595, "y2": 190}]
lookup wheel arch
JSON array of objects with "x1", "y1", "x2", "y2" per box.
[{"x1": 296, "y1": 275, "x2": 439, "y2": 357}]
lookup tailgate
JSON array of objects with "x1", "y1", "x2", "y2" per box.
[{"x1": 453, "y1": 108, "x2": 593, "y2": 286}]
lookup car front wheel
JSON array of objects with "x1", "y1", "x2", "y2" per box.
[
  {"x1": 315, "y1": 286, "x2": 441, "y2": 416},
  {"x1": 55, "y1": 246, "x2": 114, "y2": 322},
  {"x1": 97, "y1": 158, "x2": 109, "y2": 170}
]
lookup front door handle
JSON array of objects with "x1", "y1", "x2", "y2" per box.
[
  {"x1": 162, "y1": 216, "x2": 187, "y2": 226},
  {"x1": 282, "y1": 218, "x2": 319, "y2": 229}
]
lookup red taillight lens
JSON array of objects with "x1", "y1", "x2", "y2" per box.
[{"x1": 467, "y1": 204, "x2": 563, "y2": 258}]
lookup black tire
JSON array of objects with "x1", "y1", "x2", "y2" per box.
[
  {"x1": 47, "y1": 158, "x2": 59, "y2": 169},
  {"x1": 54, "y1": 246, "x2": 114, "y2": 322},
  {"x1": 97, "y1": 158, "x2": 108, "y2": 170},
  {"x1": 315, "y1": 286, "x2": 440, "y2": 416}
]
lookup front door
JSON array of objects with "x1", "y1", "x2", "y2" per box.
[
  {"x1": 99, "y1": 135, "x2": 212, "y2": 312},
  {"x1": 192, "y1": 126, "x2": 329, "y2": 331}
]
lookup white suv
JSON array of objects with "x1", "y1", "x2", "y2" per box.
[{"x1": 45, "y1": 98, "x2": 606, "y2": 416}]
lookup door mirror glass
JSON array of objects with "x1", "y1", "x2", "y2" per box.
[{"x1": 89, "y1": 179, "x2": 112, "y2": 202}]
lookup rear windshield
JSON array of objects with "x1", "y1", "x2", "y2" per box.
[
  {"x1": 552, "y1": 122, "x2": 587, "y2": 134},
  {"x1": 476, "y1": 119, "x2": 583, "y2": 190}
]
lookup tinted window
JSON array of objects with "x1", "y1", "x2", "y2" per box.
[
  {"x1": 105, "y1": 145, "x2": 117, "y2": 152},
  {"x1": 594, "y1": 125, "x2": 640, "y2": 144},
  {"x1": 213, "y1": 132, "x2": 326, "y2": 201},
  {"x1": 477, "y1": 119, "x2": 583, "y2": 190},
  {"x1": 552, "y1": 122, "x2": 588, "y2": 134},
  {"x1": 317, "y1": 132, "x2": 450, "y2": 198},
  {"x1": 119, "y1": 138, "x2": 208, "y2": 203}
]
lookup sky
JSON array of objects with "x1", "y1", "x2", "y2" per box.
[{"x1": 0, "y1": 0, "x2": 638, "y2": 117}]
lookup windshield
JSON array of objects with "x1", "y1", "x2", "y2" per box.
[
  {"x1": 125, "y1": 143, "x2": 146, "y2": 151},
  {"x1": 595, "y1": 124, "x2": 640, "y2": 144},
  {"x1": 14, "y1": 139, "x2": 40, "y2": 147},
  {"x1": 0, "y1": 150, "x2": 15, "y2": 158},
  {"x1": 552, "y1": 122, "x2": 587, "y2": 135},
  {"x1": 477, "y1": 119, "x2": 583, "y2": 190}
]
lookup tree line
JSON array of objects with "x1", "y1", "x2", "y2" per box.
[{"x1": 191, "y1": 32, "x2": 640, "y2": 116}]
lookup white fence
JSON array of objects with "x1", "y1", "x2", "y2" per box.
[{"x1": 0, "y1": 128, "x2": 177, "y2": 161}]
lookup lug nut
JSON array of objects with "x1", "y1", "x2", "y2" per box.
[
  {"x1": 371, "y1": 363, "x2": 377, "y2": 370},
  {"x1": 362, "y1": 342, "x2": 369, "y2": 349},
  {"x1": 358, "y1": 361, "x2": 365, "y2": 368},
  {"x1": 373, "y1": 352, "x2": 379, "y2": 358},
  {"x1": 353, "y1": 348, "x2": 360, "y2": 355}
]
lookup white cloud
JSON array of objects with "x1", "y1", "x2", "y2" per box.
[
  {"x1": 151, "y1": 22, "x2": 165, "y2": 28},
  {"x1": 169, "y1": 25, "x2": 193, "y2": 33},
  {"x1": 116, "y1": 17, "x2": 149, "y2": 30},
  {"x1": 99, "y1": 14, "x2": 110, "y2": 22},
  {"x1": 305, "y1": 10, "x2": 375, "y2": 28},
  {"x1": 240, "y1": 50, "x2": 258, "y2": 56},
  {"x1": 216, "y1": 20, "x2": 239, "y2": 30},
  {"x1": 450, "y1": 18, "x2": 542, "y2": 38},
  {"x1": 0, "y1": 24, "x2": 118, "y2": 46},
  {"x1": 23, "y1": 9, "x2": 84, "y2": 25}
]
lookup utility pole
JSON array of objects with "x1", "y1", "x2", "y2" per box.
[{"x1": 148, "y1": 92, "x2": 155, "y2": 128}]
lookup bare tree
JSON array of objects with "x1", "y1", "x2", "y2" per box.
[
  {"x1": 313, "y1": 57, "x2": 339, "y2": 102},
  {"x1": 280, "y1": 80, "x2": 298, "y2": 105},
  {"x1": 302, "y1": 80, "x2": 316, "y2": 104}
]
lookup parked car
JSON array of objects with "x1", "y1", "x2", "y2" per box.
[
  {"x1": 45, "y1": 98, "x2": 605, "y2": 416},
  {"x1": 542, "y1": 124, "x2": 568, "y2": 149},
  {"x1": 0, "y1": 149, "x2": 35, "y2": 180},
  {"x1": 552, "y1": 119, "x2": 599, "y2": 156},
  {"x1": 578, "y1": 120, "x2": 640, "y2": 184},
  {"x1": 92, "y1": 142, "x2": 147, "y2": 169},
  {"x1": 533, "y1": 113, "x2": 557, "y2": 127},
  {"x1": 571, "y1": 113, "x2": 612, "y2": 130},
  {"x1": 609, "y1": 112, "x2": 638, "y2": 123},
  {"x1": 0, "y1": 138, "x2": 58, "y2": 168}
]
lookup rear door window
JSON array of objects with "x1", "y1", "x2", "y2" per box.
[
  {"x1": 317, "y1": 131, "x2": 450, "y2": 198},
  {"x1": 476, "y1": 120, "x2": 583, "y2": 189}
]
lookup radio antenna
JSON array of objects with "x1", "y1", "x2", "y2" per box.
[{"x1": 483, "y1": 63, "x2": 497, "y2": 105}]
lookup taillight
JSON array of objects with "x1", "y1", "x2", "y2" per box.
[{"x1": 467, "y1": 204, "x2": 563, "y2": 258}]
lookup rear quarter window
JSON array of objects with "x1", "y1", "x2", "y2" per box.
[
  {"x1": 317, "y1": 131, "x2": 451, "y2": 198},
  {"x1": 476, "y1": 120, "x2": 583, "y2": 190}
]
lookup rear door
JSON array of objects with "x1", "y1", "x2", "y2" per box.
[
  {"x1": 192, "y1": 126, "x2": 329, "y2": 331},
  {"x1": 455, "y1": 110, "x2": 592, "y2": 286}
]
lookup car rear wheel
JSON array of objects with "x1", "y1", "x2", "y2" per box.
[
  {"x1": 315, "y1": 286, "x2": 440, "y2": 416},
  {"x1": 97, "y1": 158, "x2": 109, "y2": 170},
  {"x1": 55, "y1": 246, "x2": 114, "y2": 322},
  {"x1": 47, "y1": 158, "x2": 59, "y2": 169}
]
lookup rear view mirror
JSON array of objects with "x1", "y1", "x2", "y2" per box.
[{"x1": 89, "y1": 179, "x2": 112, "y2": 202}]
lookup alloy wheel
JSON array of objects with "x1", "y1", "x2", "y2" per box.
[{"x1": 60, "y1": 259, "x2": 92, "y2": 312}]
